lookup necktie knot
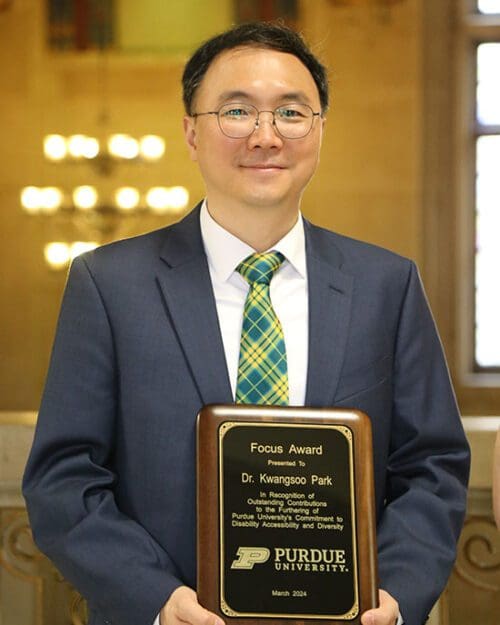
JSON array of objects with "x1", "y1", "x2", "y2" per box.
[{"x1": 237, "y1": 251, "x2": 285, "y2": 286}]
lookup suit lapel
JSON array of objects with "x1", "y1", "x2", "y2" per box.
[
  {"x1": 156, "y1": 207, "x2": 233, "y2": 405},
  {"x1": 304, "y1": 222, "x2": 353, "y2": 406},
  {"x1": 156, "y1": 210, "x2": 353, "y2": 408}
]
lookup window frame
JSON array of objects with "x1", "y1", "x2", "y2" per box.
[
  {"x1": 422, "y1": 0, "x2": 500, "y2": 414},
  {"x1": 457, "y1": 0, "x2": 500, "y2": 383}
]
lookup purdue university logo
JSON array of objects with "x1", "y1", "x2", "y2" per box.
[
  {"x1": 231, "y1": 547, "x2": 271, "y2": 569},
  {"x1": 231, "y1": 546, "x2": 349, "y2": 573}
]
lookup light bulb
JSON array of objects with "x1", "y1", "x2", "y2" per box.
[
  {"x1": 82, "y1": 137, "x2": 100, "y2": 159},
  {"x1": 44, "y1": 134, "x2": 67, "y2": 161},
  {"x1": 40, "y1": 187, "x2": 64, "y2": 213},
  {"x1": 140, "y1": 135, "x2": 165, "y2": 160},
  {"x1": 115, "y1": 187, "x2": 140, "y2": 210},
  {"x1": 108, "y1": 134, "x2": 139, "y2": 159},
  {"x1": 44, "y1": 242, "x2": 71, "y2": 270},
  {"x1": 67, "y1": 134, "x2": 88, "y2": 158},
  {"x1": 145, "y1": 187, "x2": 170, "y2": 213},
  {"x1": 21, "y1": 186, "x2": 42, "y2": 213},
  {"x1": 73, "y1": 186, "x2": 98, "y2": 210},
  {"x1": 168, "y1": 186, "x2": 189, "y2": 211},
  {"x1": 70, "y1": 241, "x2": 99, "y2": 258}
]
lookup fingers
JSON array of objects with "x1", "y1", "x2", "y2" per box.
[
  {"x1": 161, "y1": 585, "x2": 398, "y2": 625},
  {"x1": 160, "y1": 586, "x2": 225, "y2": 625},
  {"x1": 360, "y1": 589, "x2": 399, "y2": 625}
]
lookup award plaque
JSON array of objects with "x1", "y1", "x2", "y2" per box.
[{"x1": 197, "y1": 405, "x2": 378, "y2": 624}]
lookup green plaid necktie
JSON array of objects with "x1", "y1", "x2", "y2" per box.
[{"x1": 235, "y1": 252, "x2": 289, "y2": 405}]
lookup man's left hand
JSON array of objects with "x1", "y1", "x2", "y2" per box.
[{"x1": 360, "y1": 589, "x2": 400, "y2": 625}]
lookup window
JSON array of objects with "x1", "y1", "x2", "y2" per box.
[
  {"x1": 460, "y1": 1, "x2": 500, "y2": 375},
  {"x1": 48, "y1": 0, "x2": 114, "y2": 50},
  {"x1": 478, "y1": 0, "x2": 500, "y2": 13},
  {"x1": 475, "y1": 43, "x2": 500, "y2": 369},
  {"x1": 420, "y1": 1, "x2": 500, "y2": 411}
]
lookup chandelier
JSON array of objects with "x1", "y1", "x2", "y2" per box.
[
  {"x1": 43, "y1": 132, "x2": 167, "y2": 169},
  {"x1": 19, "y1": 1, "x2": 192, "y2": 270},
  {"x1": 20, "y1": 131, "x2": 189, "y2": 270}
]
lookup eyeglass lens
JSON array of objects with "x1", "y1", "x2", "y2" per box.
[{"x1": 218, "y1": 103, "x2": 315, "y2": 139}]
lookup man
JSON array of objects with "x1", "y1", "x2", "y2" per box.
[{"x1": 23, "y1": 22, "x2": 470, "y2": 625}]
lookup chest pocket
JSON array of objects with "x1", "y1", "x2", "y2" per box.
[{"x1": 335, "y1": 354, "x2": 391, "y2": 403}]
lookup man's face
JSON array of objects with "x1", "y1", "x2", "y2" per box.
[{"x1": 184, "y1": 46, "x2": 324, "y2": 216}]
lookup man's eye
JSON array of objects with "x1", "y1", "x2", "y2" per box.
[
  {"x1": 276, "y1": 107, "x2": 304, "y2": 119},
  {"x1": 222, "y1": 108, "x2": 250, "y2": 118}
]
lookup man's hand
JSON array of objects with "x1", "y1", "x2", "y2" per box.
[
  {"x1": 160, "y1": 586, "x2": 225, "y2": 625},
  {"x1": 361, "y1": 589, "x2": 400, "y2": 625}
]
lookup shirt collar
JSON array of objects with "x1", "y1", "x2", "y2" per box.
[{"x1": 199, "y1": 200, "x2": 307, "y2": 282}]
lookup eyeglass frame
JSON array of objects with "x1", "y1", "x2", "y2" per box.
[{"x1": 191, "y1": 102, "x2": 322, "y2": 140}]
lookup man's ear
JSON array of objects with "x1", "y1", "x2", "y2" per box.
[{"x1": 183, "y1": 116, "x2": 198, "y2": 162}]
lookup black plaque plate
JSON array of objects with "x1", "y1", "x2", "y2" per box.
[{"x1": 197, "y1": 405, "x2": 378, "y2": 625}]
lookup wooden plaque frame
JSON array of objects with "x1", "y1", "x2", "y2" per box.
[{"x1": 197, "y1": 405, "x2": 378, "y2": 624}]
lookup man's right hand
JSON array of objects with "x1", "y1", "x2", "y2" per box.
[{"x1": 160, "y1": 586, "x2": 225, "y2": 625}]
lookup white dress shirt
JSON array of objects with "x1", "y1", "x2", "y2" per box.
[{"x1": 200, "y1": 200, "x2": 308, "y2": 404}]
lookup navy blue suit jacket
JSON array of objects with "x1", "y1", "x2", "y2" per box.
[{"x1": 23, "y1": 205, "x2": 470, "y2": 625}]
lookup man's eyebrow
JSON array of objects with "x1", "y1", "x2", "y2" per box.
[
  {"x1": 216, "y1": 90, "x2": 314, "y2": 106},
  {"x1": 217, "y1": 90, "x2": 252, "y2": 103},
  {"x1": 277, "y1": 91, "x2": 313, "y2": 104}
]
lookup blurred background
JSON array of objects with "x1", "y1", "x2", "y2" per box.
[{"x1": 0, "y1": 1, "x2": 499, "y2": 624}]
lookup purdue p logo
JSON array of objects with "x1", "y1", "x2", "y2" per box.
[{"x1": 231, "y1": 547, "x2": 271, "y2": 569}]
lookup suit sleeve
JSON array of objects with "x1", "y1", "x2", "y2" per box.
[
  {"x1": 376, "y1": 261, "x2": 470, "y2": 625},
  {"x1": 23, "y1": 256, "x2": 182, "y2": 625}
]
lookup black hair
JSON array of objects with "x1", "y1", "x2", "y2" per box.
[{"x1": 182, "y1": 21, "x2": 329, "y2": 115}]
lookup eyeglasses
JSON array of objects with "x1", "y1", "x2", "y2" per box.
[{"x1": 192, "y1": 102, "x2": 321, "y2": 140}]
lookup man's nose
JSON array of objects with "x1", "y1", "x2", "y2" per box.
[{"x1": 247, "y1": 111, "x2": 283, "y2": 147}]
